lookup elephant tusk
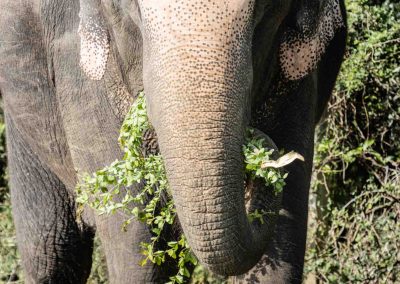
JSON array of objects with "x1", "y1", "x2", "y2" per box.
[{"x1": 261, "y1": 151, "x2": 304, "y2": 169}]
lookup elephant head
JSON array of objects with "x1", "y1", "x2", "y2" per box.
[{"x1": 78, "y1": 0, "x2": 345, "y2": 276}]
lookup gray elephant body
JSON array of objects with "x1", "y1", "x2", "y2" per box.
[{"x1": 0, "y1": 0, "x2": 346, "y2": 283}]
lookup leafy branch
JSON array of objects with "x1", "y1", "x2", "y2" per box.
[{"x1": 76, "y1": 92, "x2": 297, "y2": 283}]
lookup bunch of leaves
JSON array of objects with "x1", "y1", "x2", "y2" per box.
[
  {"x1": 76, "y1": 93, "x2": 188, "y2": 283},
  {"x1": 77, "y1": 92, "x2": 290, "y2": 283},
  {"x1": 243, "y1": 134, "x2": 289, "y2": 223},
  {"x1": 305, "y1": 0, "x2": 400, "y2": 282},
  {"x1": 243, "y1": 134, "x2": 287, "y2": 195}
]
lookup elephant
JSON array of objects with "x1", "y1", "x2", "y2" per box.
[{"x1": 0, "y1": 0, "x2": 347, "y2": 283}]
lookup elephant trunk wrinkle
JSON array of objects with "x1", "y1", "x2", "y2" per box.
[{"x1": 147, "y1": 99, "x2": 277, "y2": 275}]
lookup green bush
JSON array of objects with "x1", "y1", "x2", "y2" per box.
[
  {"x1": 305, "y1": 0, "x2": 400, "y2": 282},
  {"x1": 0, "y1": 197, "x2": 21, "y2": 283},
  {"x1": 0, "y1": 107, "x2": 22, "y2": 283}
]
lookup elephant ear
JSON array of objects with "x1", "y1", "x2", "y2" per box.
[
  {"x1": 279, "y1": 0, "x2": 345, "y2": 81},
  {"x1": 78, "y1": 0, "x2": 110, "y2": 81}
]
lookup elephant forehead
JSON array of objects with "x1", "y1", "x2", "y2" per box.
[{"x1": 138, "y1": 0, "x2": 255, "y2": 50}]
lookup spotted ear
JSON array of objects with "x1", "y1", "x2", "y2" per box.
[
  {"x1": 78, "y1": 0, "x2": 109, "y2": 81},
  {"x1": 279, "y1": 0, "x2": 345, "y2": 81}
]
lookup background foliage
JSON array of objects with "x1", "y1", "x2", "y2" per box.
[
  {"x1": 0, "y1": 107, "x2": 22, "y2": 283},
  {"x1": 305, "y1": 0, "x2": 399, "y2": 282},
  {"x1": 0, "y1": 0, "x2": 398, "y2": 282}
]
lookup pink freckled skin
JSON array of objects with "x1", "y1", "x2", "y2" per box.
[
  {"x1": 279, "y1": 0, "x2": 344, "y2": 81},
  {"x1": 78, "y1": 16, "x2": 110, "y2": 80}
]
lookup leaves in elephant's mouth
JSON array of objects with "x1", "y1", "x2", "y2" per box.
[{"x1": 76, "y1": 91, "x2": 302, "y2": 283}]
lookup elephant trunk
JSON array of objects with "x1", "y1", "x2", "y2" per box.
[
  {"x1": 138, "y1": 0, "x2": 278, "y2": 275},
  {"x1": 143, "y1": 45, "x2": 277, "y2": 275}
]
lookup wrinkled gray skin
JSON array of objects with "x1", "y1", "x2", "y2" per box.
[{"x1": 0, "y1": 0, "x2": 346, "y2": 283}]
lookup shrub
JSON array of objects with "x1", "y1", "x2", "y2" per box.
[{"x1": 305, "y1": 0, "x2": 400, "y2": 282}]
